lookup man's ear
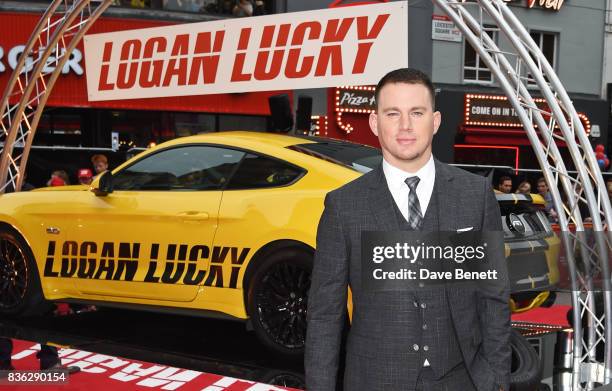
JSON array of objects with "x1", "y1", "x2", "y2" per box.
[
  {"x1": 433, "y1": 111, "x2": 441, "y2": 135},
  {"x1": 369, "y1": 112, "x2": 379, "y2": 137}
]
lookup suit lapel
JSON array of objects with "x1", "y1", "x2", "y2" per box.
[
  {"x1": 367, "y1": 164, "x2": 401, "y2": 231},
  {"x1": 366, "y1": 159, "x2": 457, "y2": 231},
  {"x1": 433, "y1": 159, "x2": 456, "y2": 232}
]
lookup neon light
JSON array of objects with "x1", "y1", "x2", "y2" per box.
[
  {"x1": 464, "y1": 93, "x2": 591, "y2": 134},
  {"x1": 311, "y1": 115, "x2": 328, "y2": 136},
  {"x1": 334, "y1": 86, "x2": 376, "y2": 134}
]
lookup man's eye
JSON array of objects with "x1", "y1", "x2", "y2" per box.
[
  {"x1": 412, "y1": 112, "x2": 424, "y2": 117},
  {"x1": 387, "y1": 112, "x2": 399, "y2": 117}
]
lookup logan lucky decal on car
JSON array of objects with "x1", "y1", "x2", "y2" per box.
[{"x1": 43, "y1": 241, "x2": 250, "y2": 288}]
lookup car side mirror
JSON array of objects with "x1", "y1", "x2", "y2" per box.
[{"x1": 92, "y1": 171, "x2": 114, "y2": 196}]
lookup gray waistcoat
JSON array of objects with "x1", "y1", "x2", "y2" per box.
[{"x1": 389, "y1": 184, "x2": 464, "y2": 380}]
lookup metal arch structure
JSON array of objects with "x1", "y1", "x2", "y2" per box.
[
  {"x1": 432, "y1": 0, "x2": 612, "y2": 388},
  {"x1": 0, "y1": 0, "x2": 610, "y2": 388},
  {"x1": 0, "y1": 0, "x2": 112, "y2": 193}
]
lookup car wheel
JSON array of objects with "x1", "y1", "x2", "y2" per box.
[
  {"x1": 247, "y1": 249, "x2": 312, "y2": 357},
  {"x1": 0, "y1": 227, "x2": 50, "y2": 316},
  {"x1": 510, "y1": 328, "x2": 542, "y2": 391},
  {"x1": 258, "y1": 369, "x2": 305, "y2": 388},
  {"x1": 539, "y1": 291, "x2": 556, "y2": 308}
]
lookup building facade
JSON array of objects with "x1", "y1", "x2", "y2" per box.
[
  {"x1": 2, "y1": 0, "x2": 607, "y2": 185},
  {"x1": 318, "y1": 0, "x2": 607, "y2": 172},
  {"x1": 0, "y1": 0, "x2": 288, "y2": 186}
]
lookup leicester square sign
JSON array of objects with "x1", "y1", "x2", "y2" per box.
[{"x1": 83, "y1": 1, "x2": 408, "y2": 101}]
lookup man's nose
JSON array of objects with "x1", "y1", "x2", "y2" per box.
[{"x1": 399, "y1": 113, "x2": 412, "y2": 130}]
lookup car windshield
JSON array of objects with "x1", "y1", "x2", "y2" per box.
[{"x1": 289, "y1": 140, "x2": 382, "y2": 174}]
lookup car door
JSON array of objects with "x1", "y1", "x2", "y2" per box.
[{"x1": 64, "y1": 144, "x2": 245, "y2": 302}]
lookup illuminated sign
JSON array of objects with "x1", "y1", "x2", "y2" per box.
[
  {"x1": 464, "y1": 93, "x2": 590, "y2": 133},
  {"x1": 336, "y1": 86, "x2": 376, "y2": 112},
  {"x1": 334, "y1": 85, "x2": 375, "y2": 134}
]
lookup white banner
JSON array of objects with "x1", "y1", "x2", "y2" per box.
[{"x1": 84, "y1": 2, "x2": 408, "y2": 101}]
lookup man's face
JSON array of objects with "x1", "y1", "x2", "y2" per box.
[
  {"x1": 537, "y1": 181, "x2": 548, "y2": 194},
  {"x1": 94, "y1": 161, "x2": 108, "y2": 174},
  {"x1": 369, "y1": 82, "x2": 440, "y2": 170},
  {"x1": 518, "y1": 182, "x2": 531, "y2": 194},
  {"x1": 499, "y1": 180, "x2": 512, "y2": 194}
]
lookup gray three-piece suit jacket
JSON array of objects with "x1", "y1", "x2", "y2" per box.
[{"x1": 305, "y1": 159, "x2": 511, "y2": 391}]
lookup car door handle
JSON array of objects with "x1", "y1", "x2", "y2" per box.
[{"x1": 178, "y1": 211, "x2": 210, "y2": 221}]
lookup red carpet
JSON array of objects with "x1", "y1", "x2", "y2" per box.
[
  {"x1": 0, "y1": 306, "x2": 572, "y2": 389},
  {"x1": 511, "y1": 305, "x2": 572, "y2": 328},
  {"x1": 2, "y1": 339, "x2": 299, "y2": 390}
]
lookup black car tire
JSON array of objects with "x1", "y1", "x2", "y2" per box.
[
  {"x1": 510, "y1": 328, "x2": 542, "y2": 391},
  {"x1": 257, "y1": 369, "x2": 305, "y2": 389},
  {"x1": 246, "y1": 248, "x2": 312, "y2": 357},
  {"x1": 0, "y1": 226, "x2": 51, "y2": 317},
  {"x1": 539, "y1": 291, "x2": 556, "y2": 308}
]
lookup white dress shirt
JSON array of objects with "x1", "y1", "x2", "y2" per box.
[
  {"x1": 382, "y1": 154, "x2": 436, "y2": 367},
  {"x1": 382, "y1": 155, "x2": 436, "y2": 223}
]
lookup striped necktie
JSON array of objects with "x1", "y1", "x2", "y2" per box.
[{"x1": 404, "y1": 176, "x2": 423, "y2": 230}]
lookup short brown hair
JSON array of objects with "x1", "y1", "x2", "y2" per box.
[
  {"x1": 374, "y1": 68, "x2": 436, "y2": 110},
  {"x1": 91, "y1": 154, "x2": 108, "y2": 165},
  {"x1": 498, "y1": 176, "x2": 512, "y2": 186}
]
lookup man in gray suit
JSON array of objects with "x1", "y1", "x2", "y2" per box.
[{"x1": 305, "y1": 68, "x2": 511, "y2": 391}]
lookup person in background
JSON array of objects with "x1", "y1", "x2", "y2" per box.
[
  {"x1": 516, "y1": 180, "x2": 531, "y2": 195},
  {"x1": 537, "y1": 177, "x2": 558, "y2": 222},
  {"x1": 253, "y1": 0, "x2": 265, "y2": 15},
  {"x1": 497, "y1": 176, "x2": 513, "y2": 194},
  {"x1": 91, "y1": 154, "x2": 109, "y2": 175},
  {"x1": 0, "y1": 336, "x2": 80, "y2": 373},
  {"x1": 232, "y1": 0, "x2": 253, "y2": 16},
  {"x1": 46, "y1": 170, "x2": 69, "y2": 187},
  {"x1": 77, "y1": 168, "x2": 93, "y2": 186}
]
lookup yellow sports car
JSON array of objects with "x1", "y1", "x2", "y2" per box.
[{"x1": 0, "y1": 131, "x2": 558, "y2": 356}]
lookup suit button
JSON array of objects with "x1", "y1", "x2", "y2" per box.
[
  {"x1": 418, "y1": 282, "x2": 425, "y2": 288},
  {"x1": 413, "y1": 344, "x2": 419, "y2": 351},
  {"x1": 420, "y1": 303, "x2": 427, "y2": 309},
  {"x1": 423, "y1": 345, "x2": 429, "y2": 351},
  {"x1": 422, "y1": 324, "x2": 428, "y2": 330}
]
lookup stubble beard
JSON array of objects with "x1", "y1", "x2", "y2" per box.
[{"x1": 392, "y1": 144, "x2": 427, "y2": 164}]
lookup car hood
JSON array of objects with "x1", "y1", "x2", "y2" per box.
[{"x1": 31, "y1": 185, "x2": 89, "y2": 192}]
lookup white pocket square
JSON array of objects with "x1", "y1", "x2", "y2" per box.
[{"x1": 456, "y1": 226, "x2": 474, "y2": 232}]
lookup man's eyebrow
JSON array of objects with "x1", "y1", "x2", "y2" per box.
[
  {"x1": 381, "y1": 107, "x2": 400, "y2": 113},
  {"x1": 381, "y1": 106, "x2": 429, "y2": 112}
]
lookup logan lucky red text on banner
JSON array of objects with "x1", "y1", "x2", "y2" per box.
[{"x1": 83, "y1": 1, "x2": 408, "y2": 101}]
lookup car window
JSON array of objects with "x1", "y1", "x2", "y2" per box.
[
  {"x1": 226, "y1": 154, "x2": 303, "y2": 190},
  {"x1": 289, "y1": 141, "x2": 382, "y2": 173},
  {"x1": 113, "y1": 146, "x2": 245, "y2": 191}
]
